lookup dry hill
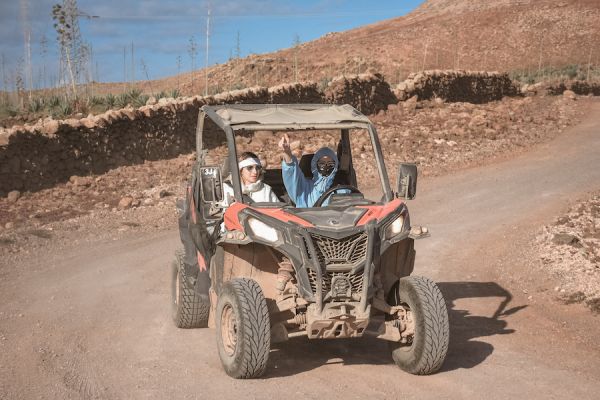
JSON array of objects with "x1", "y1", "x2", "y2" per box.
[{"x1": 136, "y1": 0, "x2": 600, "y2": 96}]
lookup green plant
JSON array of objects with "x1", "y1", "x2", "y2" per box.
[
  {"x1": 231, "y1": 82, "x2": 245, "y2": 91},
  {"x1": 52, "y1": 100, "x2": 72, "y2": 118},
  {"x1": 127, "y1": 88, "x2": 142, "y2": 99},
  {"x1": 168, "y1": 88, "x2": 181, "y2": 98},
  {"x1": 47, "y1": 95, "x2": 61, "y2": 108},
  {"x1": 0, "y1": 103, "x2": 18, "y2": 117},
  {"x1": 318, "y1": 77, "x2": 331, "y2": 91},
  {"x1": 27, "y1": 97, "x2": 45, "y2": 113},
  {"x1": 90, "y1": 95, "x2": 104, "y2": 106},
  {"x1": 105, "y1": 93, "x2": 116, "y2": 108},
  {"x1": 564, "y1": 64, "x2": 579, "y2": 79},
  {"x1": 73, "y1": 97, "x2": 89, "y2": 114},
  {"x1": 133, "y1": 94, "x2": 149, "y2": 107},
  {"x1": 116, "y1": 93, "x2": 130, "y2": 108},
  {"x1": 156, "y1": 90, "x2": 167, "y2": 99}
]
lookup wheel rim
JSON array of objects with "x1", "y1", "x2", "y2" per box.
[
  {"x1": 399, "y1": 303, "x2": 414, "y2": 350},
  {"x1": 220, "y1": 304, "x2": 237, "y2": 356}
]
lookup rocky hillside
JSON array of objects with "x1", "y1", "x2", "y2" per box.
[{"x1": 136, "y1": 0, "x2": 600, "y2": 96}]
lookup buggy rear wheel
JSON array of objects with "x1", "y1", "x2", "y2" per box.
[
  {"x1": 171, "y1": 250, "x2": 210, "y2": 328},
  {"x1": 388, "y1": 276, "x2": 449, "y2": 375},
  {"x1": 216, "y1": 278, "x2": 270, "y2": 379}
]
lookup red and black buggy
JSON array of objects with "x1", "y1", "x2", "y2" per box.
[{"x1": 171, "y1": 104, "x2": 449, "y2": 378}]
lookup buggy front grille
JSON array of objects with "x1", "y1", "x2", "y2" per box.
[
  {"x1": 307, "y1": 269, "x2": 363, "y2": 296},
  {"x1": 310, "y1": 232, "x2": 368, "y2": 270}
]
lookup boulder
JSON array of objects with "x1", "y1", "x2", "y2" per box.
[
  {"x1": 118, "y1": 196, "x2": 134, "y2": 210},
  {"x1": 7, "y1": 190, "x2": 21, "y2": 203},
  {"x1": 562, "y1": 90, "x2": 576, "y2": 100}
]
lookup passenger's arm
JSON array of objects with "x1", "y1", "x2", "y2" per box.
[{"x1": 281, "y1": 156, "x2": 304, "y2": 205}]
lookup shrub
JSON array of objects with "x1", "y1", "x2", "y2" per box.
[
  {"x1": 105, "y1": 93, "x2": 116, "y2": 108},
  {"x1": 168, "y1": 88, "x2": 181, "y2": 98},
  {"x1": 133, "y1": 94, "x2": 149, "y2": 107},
  {"x1": 52, "y1": 100, "x2": 72, "y2": 118},
  {"x1": 47, "y1": 95, "x2": 61, "y2": 108},
  {"x1": 27, "y1": 97, "x2": 45, "y2": 113},
  {"x1": 115, "y1": 93, "x2": 130, "y2": 108}
]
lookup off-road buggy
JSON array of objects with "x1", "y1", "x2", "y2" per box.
[{"x1": 171, "y1": 104, "x2": 449, "y2": 378}]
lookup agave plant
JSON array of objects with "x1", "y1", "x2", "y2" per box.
[
  {"x1": 168, "y1": 88, "x2": 181, "y2": 99},
  {"x1": 27, "y1": 97, "x2": 45, "y2": 113},
  {"x1": 105, "y1": 93, "x2": 116, "y2": 108},
  {"x1": 115, "y1": 93, "x2": 130, "y2": 108},
  {"x1": 133, "y1": 94, "x2": 149, "y2": 107}
]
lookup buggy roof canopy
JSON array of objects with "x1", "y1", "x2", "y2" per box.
[{"x1": 201, "y1": 104, "x2": 372, "y2": 131}]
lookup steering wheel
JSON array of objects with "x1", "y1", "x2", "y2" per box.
[{"x1": 313, "y1": 184, "x2": 362, "y2": 207}]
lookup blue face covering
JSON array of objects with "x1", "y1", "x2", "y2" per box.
[{"x1": 310, "y1": 147, "x2": 339, "y2": 201}]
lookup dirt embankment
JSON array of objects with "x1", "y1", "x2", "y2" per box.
[
  {"x1": 0, "y1": 95, "x2": 586, "y2": 254},
  {"x1": 534, "y1": 192, "x2": 600, "y2": 313}
]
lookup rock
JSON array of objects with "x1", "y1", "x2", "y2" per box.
[
  {"x1": 159, "y1": 189, "x2": 171, "y2": 198},
  {"x1": 7, "y1": 190, "x2": 21, "y2": 203},
  {"x1": 118, "y1": 196, "x2": 134, "y2": 210},
  {"x1": 402, "y1": 95, "x2": 418, "y2": 111},
  {"x1": 562, "y1": 90, "x2": 576, "y2": 100},
  {"x1": 5, "y1": 222, "x2": 14, "y2": 229},
  {"x1": 69, "y1": 176, "x2": 93, "y2": 187},
  {"x1": 146, "y1": 96, "x2": 157, "y2": 106},
  {"x1": 41, "y1": 119, "x2": 60, "y2": 135},
  {"x1": 552, "y1": 233, "x2": 582, "y2": 247}
]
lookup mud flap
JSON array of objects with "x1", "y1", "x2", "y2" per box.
[{"x1": 380, "y1": 238, "x2": 416, "y2": 297}]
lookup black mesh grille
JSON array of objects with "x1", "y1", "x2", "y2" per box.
[
  {"x1": 311, "y1": 232, "x2": 368, "y2": 269},
  {"x1": 307, "y1": 269, "x2": 363, "y2": 295}
]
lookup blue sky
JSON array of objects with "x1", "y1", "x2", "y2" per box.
[{"x1": 1, "y1": 0, "x2": 424, "y2": 89}]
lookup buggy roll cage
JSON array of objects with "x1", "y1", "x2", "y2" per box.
[{"x1": 196, "y1": 104, "x2": 394, "y2": 205}]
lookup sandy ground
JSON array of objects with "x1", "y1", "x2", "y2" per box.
[{"x1": 0, "y1": 99, "x2": 599, "y2": 399}]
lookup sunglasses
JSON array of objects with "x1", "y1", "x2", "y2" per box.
[
  {"x1": 317, "y1": 161, "x2": 335, "y2": 176},
  {"x1": 243, "y1": 165, "x2": 263, "y2": 172}
]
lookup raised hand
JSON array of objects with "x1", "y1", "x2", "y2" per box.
[{"x1": 278, "y1": 133, "x2": 293, "y2": 163}]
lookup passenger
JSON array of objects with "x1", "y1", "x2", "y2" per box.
[
  {"x1": 278, "y1": 133, "x2": 339, "y2": 207},
  {"x1": 223, "y1": 151, "x2": 279, "y2": 206}
]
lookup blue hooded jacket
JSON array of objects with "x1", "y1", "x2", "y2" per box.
[{"x1": 282, "y1": 147, "x2": 339, "y2": 207}]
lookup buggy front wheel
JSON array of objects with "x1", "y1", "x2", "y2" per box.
[
  {"x1": 215, "y1": 278, "x2": 270, "y2": 379},
  {"x1": 388, "y1": 276, "x2": 449, "y2": 375}
]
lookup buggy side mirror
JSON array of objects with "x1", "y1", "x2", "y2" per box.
[{"x1": 396, "y1": 163, "x2": 417, "y2": 200}]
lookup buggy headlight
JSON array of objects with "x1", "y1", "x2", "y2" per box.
[
  {"x1": 385, "y1": 215, "x2": 405, "y2": 239},
  {"x1": 247, "y1": 217, "x2": 280, "y2": 243}
]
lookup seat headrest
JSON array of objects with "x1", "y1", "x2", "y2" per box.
[{"x1": 298, "y1": 153, "x2": 314, "y2": 178}]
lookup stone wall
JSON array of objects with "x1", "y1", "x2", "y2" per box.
[
  {"x1": 543, "y1": 80, "x2": 600, "y2": 96},
  {"x1": 324, "y1": 73, "x2": 397, "y2": 115},
  {"x1": 0, "y1": 70, "x2": 539, "y2": 196},
  {"x1": 395, "y1": 70, "x2": 519, "y2": 103}
]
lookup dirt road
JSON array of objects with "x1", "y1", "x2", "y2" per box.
[{"x1": 1, "y1": 100, "x2": 599, "y2": 399}]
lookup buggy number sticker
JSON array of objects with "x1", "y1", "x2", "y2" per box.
[{"x1": 202, "y1": 167, "x2": 218, "y2": 177}]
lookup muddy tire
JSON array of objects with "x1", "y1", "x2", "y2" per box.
[
  {"x1": 216, "y1": 278, "x2": 270, "y2": 379},
  {"x1": 171, "y1": 250, "x2": 210, "y2": 328},
  {"x1": 388, "y1": 276, "x2": 449, "y2": 375}
]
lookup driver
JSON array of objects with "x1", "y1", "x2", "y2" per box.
[
  {"x1": 223, "y1": 151, "x2": 279, "y2": 206},
  {"x1": 278, "y1": 133, "x2": 339, "y2": 207}
]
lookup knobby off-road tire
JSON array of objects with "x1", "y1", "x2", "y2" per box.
[
  {"x1": 216, "y1": 278, "x2": 270, "y2": 379},
  {"x1": 389, "y1": 276, "x2": 449, "y2": 375},
  {"x1": 171, "y1": 250, "x2": 210, "y2": 328}
]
